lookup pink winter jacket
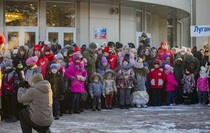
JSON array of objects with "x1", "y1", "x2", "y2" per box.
[
  {"x1": 165, "y1": 71, "x2": 178, "y2": 91},
  {"x1": 64, "y1": 62, "x2": 87, "y2": 93}
]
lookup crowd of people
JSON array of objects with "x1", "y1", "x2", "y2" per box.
[{"x1": 0, "y1": 33, "x2": 209, "y2": 132}]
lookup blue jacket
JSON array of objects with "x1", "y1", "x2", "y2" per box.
[{"x1": 89, "y1": 81, "x2": 105, "y2": 97}]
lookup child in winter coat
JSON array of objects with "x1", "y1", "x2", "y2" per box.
[
  {"x1": 161, "y1": 53, "x2": 172, "y2": 70},
  {"x1": 55, "y1": 53, "x2": 65, "y2": 73},
  {"x1": 97, "y1": 57, "x2": 110, "y2": 77},
  {"x1": 165, "y1": 64, "x2": 178, "y2": 106},
  {"x1": 25, "y1": 56, "x2": 41, "y2": 85},
  {"x1": 65, "y1": 53, "x2": 87, "y2": 114},
  {"x1": 89, "y1": 73, "x2": 105, "y2": 111},
  {"x1": 149, "y1": 59, "x2": 166, "y2": 106},
  {"x1": 181, "y1": 68, "x2": 195, "y2": 105},
  {"x1": 117, "y1": 54, "x2": 134, "y2": 109},
  {"x1": 44, "y1": 46, "x2": 56, "y2": 64},
  {"x1": 197, "y1": 65, "x2": 209, "y2": 105},
  {"x1": 46, "y1": 63, "x2": 65, "y2": 120},
  {"x1": 2, "y1": 60, "x2": 18, "y2": 122},
  {"x1": 131, "y1": 57, "x2": 149, "y2": 108},
  {"x1": 103, "y1": 70, "x2": 117, "y2": 109}
]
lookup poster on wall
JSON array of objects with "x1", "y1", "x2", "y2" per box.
[{"x1": 95, "y1": 28, "x2": 107, "y2": 39}]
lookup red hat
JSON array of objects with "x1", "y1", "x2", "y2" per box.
[
  {"x1": 44, "y1": 46, "x2": 51, "y2": 53},
  {"x1": 161, "y1": 41, "x2": 167, "y2": 47},
  {"x1": 0, "y1": 33, "x2": 5, "y2": 45},
  {"x1": 103, "y1": 46, "x2": 110, "y2": 53},
  {"x1": 74, "y1": 47, "x2": 81, "y2": 53},
  {"x1": 33, "y1": 45, "x2": 42, "y2": 53}
]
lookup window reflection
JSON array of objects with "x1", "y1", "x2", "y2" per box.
[
  {"x1": 46, "y1": 2, "x2": 75, "y2": 27},
  {"x1": 6, "y1": 1, "x2": 38, "y2": 26}
]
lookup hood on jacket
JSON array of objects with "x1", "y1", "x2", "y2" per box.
[
  {"x1": 153, "y1": 59, "x2": 161, "y2": 66},
  {"x1": 163, "y1": 53, "x2": 170, "y2": 60},
  {"x1": 193, "y1": 51, "x2": 203, "y2": 61},
  {"x1": 161, "y1": 41, "x2": 167, "y2": 48},
  {"x1": 173, "y1": 54, "x2": 183, "y2": 65},
  {"x1": 98, "y1": 62, "x2": 110, "y2": 70},
  {"x1": 184, "y1": 54, "x2": 194, "y2": 62},
  {"x1": 33, "y1": 80, "x2": 51, "y2": 93}
]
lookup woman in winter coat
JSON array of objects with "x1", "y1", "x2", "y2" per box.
[
  {"x1": 165, "y1": 65, "x2": 178, "y2": 105},
  {"x1": 173, "y1": 55, "x2": 184, "y2": 104},
  {"x1": 131, "y1": 58, "x2": 149, "y2": 108},
  {"x1": 150, "y1": 47, "x2": 159, "y2": 69},
  {"x1": 13, "y1": 46, "x2": 28, "y2": 68},
  {"x1": 118, "y1": 44, "x2": 135, "y2": 66},
  {"x1": 97, "y1": 57, "x2": 110, "y2": 77},
  {"x1": 64, "y1": 53, "x2": 87, "y2": 114}
]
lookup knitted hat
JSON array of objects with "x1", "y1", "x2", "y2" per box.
[
  {"x1": 143, "y1": 61, "x2": 149, "y2": 67},
  {"x1": 55, "y1": 53, "x2": 64, "y2": 60},
  {"x1": 130, "y1": 48, "x2": 137, "y2": 54},
  {"x1": 26, "y1": 56, "x2": 38, "y2": 66},
  {"x1": 44, "y1": 46, "x2": 51, "y2": 53},
  {"x1": 73, "y1": 53, "x2": 81, "y2": 62},
  {"x1": 101, "y1": 57, "x2": 107, "y2": 63},
  {"x1": 122, "y1": 44, "x2": 129, "y2": 50},
  {"x1": 71, "y1": 42, "x2": 77, "y2": 47},
  {"x1": 5, "y1": 60, "x2": 13, "y2": 67},
  {"x1": 33, "y1": 45, "x2": 42, "y2": 53},
  {"x1": 123, "y1": 53, "x2": 130, "y2": 63},
  {"x1": 102, "y1": 46, "x2": 109, "y2": 53},
  {"x1": 165, "y1": 64, "x2": 174, "y2": 74},
  {"x1": 3, "y1": 52, "x2": 11, "y2": 59},
  {"x1": 61, "y1": 48, "x2": 68, "y2": 55},
  {"x1": 161, "y1": 41, "x2": 167, "y2": 47},
  {"x1": 50, "y1": 63, "x2": 58, "y2": 70},
  {"x1": 0, "y1": 33, "x2": 5, "y2": 45},
  {"x1": 89, "y1": 42, "x2": 97, "y2": 49},
  {"x1": 116, "y1": 42, "x2": 123, "y2": 49},
  {"x1": 32, "y1": 73, "x2": 44, "y2": 84},
  {"x1": 128, "y1": 43, "x2": 135, "y2": 49},
  {"x1": 181, "y1": 47, "x2": 186, "y2": 52},
  {"x1": 74, "y1": 47, "x2": 82, "y2": 53}
]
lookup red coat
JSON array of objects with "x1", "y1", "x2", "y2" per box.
[
  {"x1": 108, "y1": 54, "x2": 118, "y2": 70},
  {"x1": 36, "y1": 56, "x2": 48, "y2": 79},
  {"x1": 149, "y1": 59, "x2": 166, "y2": 89},
  {"x1": 44, "y1": 54, "x2": 56, "y2": 64}
]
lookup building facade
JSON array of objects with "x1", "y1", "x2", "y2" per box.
[{"x1": 0, "y1": 0, "x2": 207, "y2": 50}]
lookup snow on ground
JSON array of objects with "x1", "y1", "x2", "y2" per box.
[{"x1": 0, "y1": 105, "x2": 209, "y2": 133}]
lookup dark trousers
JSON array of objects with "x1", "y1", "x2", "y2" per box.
[
  {"x1": 20, "y1": 109, "x2": 51, "y2": 133},
  {"x1": 120, "y1": 88, "x2": 131, "y2": 106},
  {"x1": 4, "y1": 95, "x2": 16, "y2": 118},
  {"x1": 197, "y1": 91, "x2": 208, "y2": 104},
  {"x1": 166, "y1": 91, "x2": 175, "y2": 105},
  {"x1": 92, "y1": 96, "x2": 101, "y2": 106},
  {"x1": 152, "y1": 88, "x2": 162, "y2": 106},
  {"x1": 53, "y1": 99, "x2": 60, "y2": 112},
  {"x1": 71, "y1": 93, "x2": 80, "y2": 107},
  {"x1": 175, "y1": 84, "x2": 183, "y2": 104}
]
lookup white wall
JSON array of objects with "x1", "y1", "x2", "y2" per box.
[
  {"x1": 89, "y1": 3, "x2": 119, "y2": 47},
  {"x1": 150, "y1": 15, "x2": 160, "y2": 48},
  {"x1": 120, "y1": 6, "x2": 136, "y2": 45},
  {"x1": 195, "y1": 0, "x2": 210, "y2": 50},
  {"x1": 158, "y1": 18, "x2": 167, "y2": 48}
]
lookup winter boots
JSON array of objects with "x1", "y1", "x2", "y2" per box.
[
  {"x1": 54, "y1": 111, "x2": 60, "y2": 120},
  {"x1": 74, "y1": 107, "x2": 81, "y2": 114},
  {"x1": 92, "y1": 106, "x2": 101, "y2": 111}
]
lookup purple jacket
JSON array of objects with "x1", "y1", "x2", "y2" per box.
[
  {"x1": 64, "y1": 62, "x2": 87, "y2": 93},
  {"x1": 165, "y1": 71, "x2": 178, "y2": 91}
]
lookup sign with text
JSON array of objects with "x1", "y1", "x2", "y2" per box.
[{"x1": 191, "y1": 25, "x2": 210, "y2": 37}]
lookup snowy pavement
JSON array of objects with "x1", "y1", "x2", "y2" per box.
[{"x1": 0, "y1": 105, "x2": 209, "y2": 133}]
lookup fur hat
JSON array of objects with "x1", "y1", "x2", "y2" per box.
[
  {"x1": 104, "y1": 69, "x2": 116, "y2": 79},
  {"x1": 5, "y1": 60, "x2": 13, "y2": 67},
  {"x1": 55, "y1": 53, "x2": 64, "y2": 60},
  {"x1": 90, "y1": 73, "x2": 103, "y2": 82},
  {"x1": 50, "y1": 63, "x2": 58, "y2": 70},
  {"x1": 101, "y1": 57, "x2": 108, "y2": 63},
  {"x1": 3, "y1": 52, "x2": 11, "y2": 59},
  {"x1": 32, "y1": 73, "x2": 44, "y2": 84},
  {"x1": 26, "y1": 56, "x2": 38, "y2": 66},
  {"x1": 89, "y1": 42, "x2": 97, "y2": 49},
  {"x1": 116, "y1": 42, "x2": 123, "y2": 49},
  {"x1": 33, "y1": 45, "x2": 42, "y2": 53},
  {"x1": 122, "y1": 44, "x2": 129, "y2": 50}
]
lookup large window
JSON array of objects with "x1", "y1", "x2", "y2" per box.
[
  {"x1": 136, "y1": 11, "x2": 143, "y2": 32},
  {"x1": 5, "y1": 1, "x2": 38, "y2": 26},
  {"x1": 46, "y1": 2, "x2": 75, "y2": 27}
]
